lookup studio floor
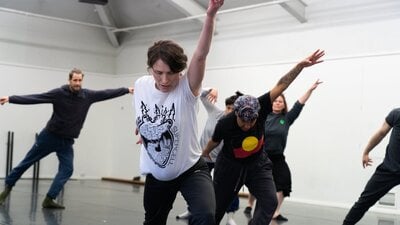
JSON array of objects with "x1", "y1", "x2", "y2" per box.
[{"x1": 0, "y1": 179, "x2": 398, "y2": 225}]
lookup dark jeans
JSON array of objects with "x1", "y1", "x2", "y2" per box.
[
  {"x1": 5, "y1": 129, "x2": 74, "y2": 199},
  {"x1": 343, "y1": 164, "x2": 400, "y2": 225},
  {"x1": 143, "y1": 158, "x2": 215, "y2": 225},
  {"x1": 214, "y1": 151, "x2": 277, "y2": 225}
]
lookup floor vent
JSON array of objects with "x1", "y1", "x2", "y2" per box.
[
  {"x1": 378, "y1": 192, "x2": 395, "y2": 206},
  {"x1": 378, "y1": 218, "x2": 395, "y2": 225}
]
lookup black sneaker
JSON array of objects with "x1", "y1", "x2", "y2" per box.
[
  {"x1": 274, "y1": 214, "x2": 288, "y2": 221},
  {"x1": 243, "y1": 206, "x2": 252, "y2": 219}
]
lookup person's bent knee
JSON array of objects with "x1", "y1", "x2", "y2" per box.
[{"x1": 61, "y1": 167, "x2": 73, "y2": 178}]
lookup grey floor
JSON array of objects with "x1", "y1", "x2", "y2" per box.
[{"x1": 0, "y1": 179, "x2": 398, "y2": 225}]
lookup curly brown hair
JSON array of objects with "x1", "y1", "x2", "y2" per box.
[{"x1": 147, "y1": 40, "x2": 188, "y2": 73}]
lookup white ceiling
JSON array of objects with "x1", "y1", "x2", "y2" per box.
[
  {"x1": 0, "y1": 0, "x2": 310, "y2": 45},
  {"x1": 0, "y1": 0, "x2": 299, "y2": 27},
  {"x1": 0, "y1": 0, "x2": 399, "y2": 47}
]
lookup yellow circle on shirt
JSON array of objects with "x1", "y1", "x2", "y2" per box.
[{"x1": 242, "y1": 136, "x2": 258, "y2": 152}]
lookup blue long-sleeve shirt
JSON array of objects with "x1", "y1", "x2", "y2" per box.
[{"x1": 9, "y1": 85, "x2": 130, "y2": 138}]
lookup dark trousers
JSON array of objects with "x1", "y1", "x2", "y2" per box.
[
  {"x1": 214, "y1": 152, "x2": 277, "y2": 225},
  {"x1": 143, "y1": 158, "x2": 215, "y2": 225},
  {"x1": 5, "y1": 129, "x2": 74, "y2": 199},
  {"x1": 207, "y1": 162, "x2": 240, "y2": 213},
  {"x1": 343, "y1": 164, "x2": 400, "y2": 225}
]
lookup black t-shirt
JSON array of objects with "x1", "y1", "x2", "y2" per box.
[
  {"x1": 383, "y1": 108, "x2": 400, "y2": 172},
  {"x1": 212, "y1": 92, "x2": 272, "y2": 163}
]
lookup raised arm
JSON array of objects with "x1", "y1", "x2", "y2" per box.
[
  {"x1": 187, "y1": 0, "x2": 224, "y2": 96},
  {"x1": 362, "y1": 121, "x2": 392, "y2": 168},
  {"x1": 270, "y1": 49, "x2": 325, "y2": 101},
  {"x1": 298, "y1": 79, "x2": 322, "y2": 104},
  {"x1": 200, "y1": 88, "x2": 219, "y2": 114}
]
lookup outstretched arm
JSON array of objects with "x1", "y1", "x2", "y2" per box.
[
  {"x1": 0, "y1": 96, "x2": 9, "y2": 105},
  {"x1": 187, "y1": 0, "x2": 224, "y2": 96},
  {"x1": 270, "y1": 49, "x2": 325, "y2": 101},
  {"x1": 91, "y1": 87, "x2": 131, "y2": 103},
  {"x1": 362, "y1": 121, "x2": 392, "y2": 168},
  {"x1": 298, "y1": 79, "x2": 322, "y2": 104}
]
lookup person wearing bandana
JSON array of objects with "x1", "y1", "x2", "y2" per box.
[{"x1": 202, "y1": 50, "x2": 325, "y2": 225}]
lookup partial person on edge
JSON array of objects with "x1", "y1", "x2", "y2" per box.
[{"x1": 343, "y1": 108, "x2": 400, "y2": 225}]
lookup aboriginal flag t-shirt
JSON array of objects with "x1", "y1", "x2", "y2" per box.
[{"x1": 212, "y1": 92, "x2": 272, "y2": 163}]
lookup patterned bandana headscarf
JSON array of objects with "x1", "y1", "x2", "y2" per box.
[{"x1": 234, "y1": 95, "x2": 260, "y2": 122}]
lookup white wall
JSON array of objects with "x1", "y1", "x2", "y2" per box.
[{"x1": 0, "y1": 10, "x2": 117, "y2": 74}]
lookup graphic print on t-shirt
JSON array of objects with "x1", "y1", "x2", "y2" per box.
[
  {"x1": 232, "y1": 135, "x2": 264, "y2": 158},
  {"x1": 137, "y1": 101, "x2": 177, "y2": 168}
]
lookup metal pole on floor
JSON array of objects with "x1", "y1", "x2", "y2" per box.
[
  {"x1": 33, "y1": 133, "x2": 40, "y2": 180},
  {"x1": 6, "y1": 131, "x2": 14, "y2": 177}
]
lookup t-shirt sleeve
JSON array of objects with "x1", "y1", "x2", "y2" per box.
[
  {"x1": 212, "y1": 119, "x2": 224, "y2": 143},
  {"x1": 258, "y1": 92, "x2": 272, "y2": 121},
  {"x1": 287, "y1": 100, "x2": 304, "y2": 125},
  {"x1": 386, "y1": 108, "x2": 400, "y2": 127}
]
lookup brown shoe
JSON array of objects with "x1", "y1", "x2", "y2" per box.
[
  {"x1": 42, "y1": 196, "x2": 65, "y2": 209},
  {"x1": 0, "y1": 186, "x2": 12, "y2": 205}
]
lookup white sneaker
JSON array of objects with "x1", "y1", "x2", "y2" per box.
[
  {"x1": 176, "y1": 211, "x2": 191, "y2": 220},
  {"x1": 226, "y1": 217, "x2": 237, "y2": 225}
]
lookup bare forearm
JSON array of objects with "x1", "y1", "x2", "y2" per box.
[
  {"x1": 363, "y1": 122, "x2": 391, "y2": 155},
  {"x1": 270, "y1": 64, "x2": 303, "y2": 100},
  {"x1": 187, "y1": 4, "x2": 219, "y2": 96},
  {"x1": 298, "y1": 89, "x2": 313, "y2": 104},
  {"x1": 278, "y1": 64, "x2": 303, "y2": 87},
  {"x1": 203, "y1": 140, "x2": 220, "y2": 155},
  {"x1": 193, "y1": 13, "x2": 217, "y2": 61},
  {"x1": 363, "y1": 132, "x2": 385, "y2": 155}
]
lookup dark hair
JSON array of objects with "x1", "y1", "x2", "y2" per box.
[
  {"x1": 276, "y1": 94, "x2": 288, "y2": 114},
  {"x1": 69, "y1": 68, "x2": 84, "y2": 80},
  {"x1": 225, "y1": 91, "x2": 244, "y2": 106},
  {"x1": 147, "y1": 40, "x2": 188, "y2": 73}
]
